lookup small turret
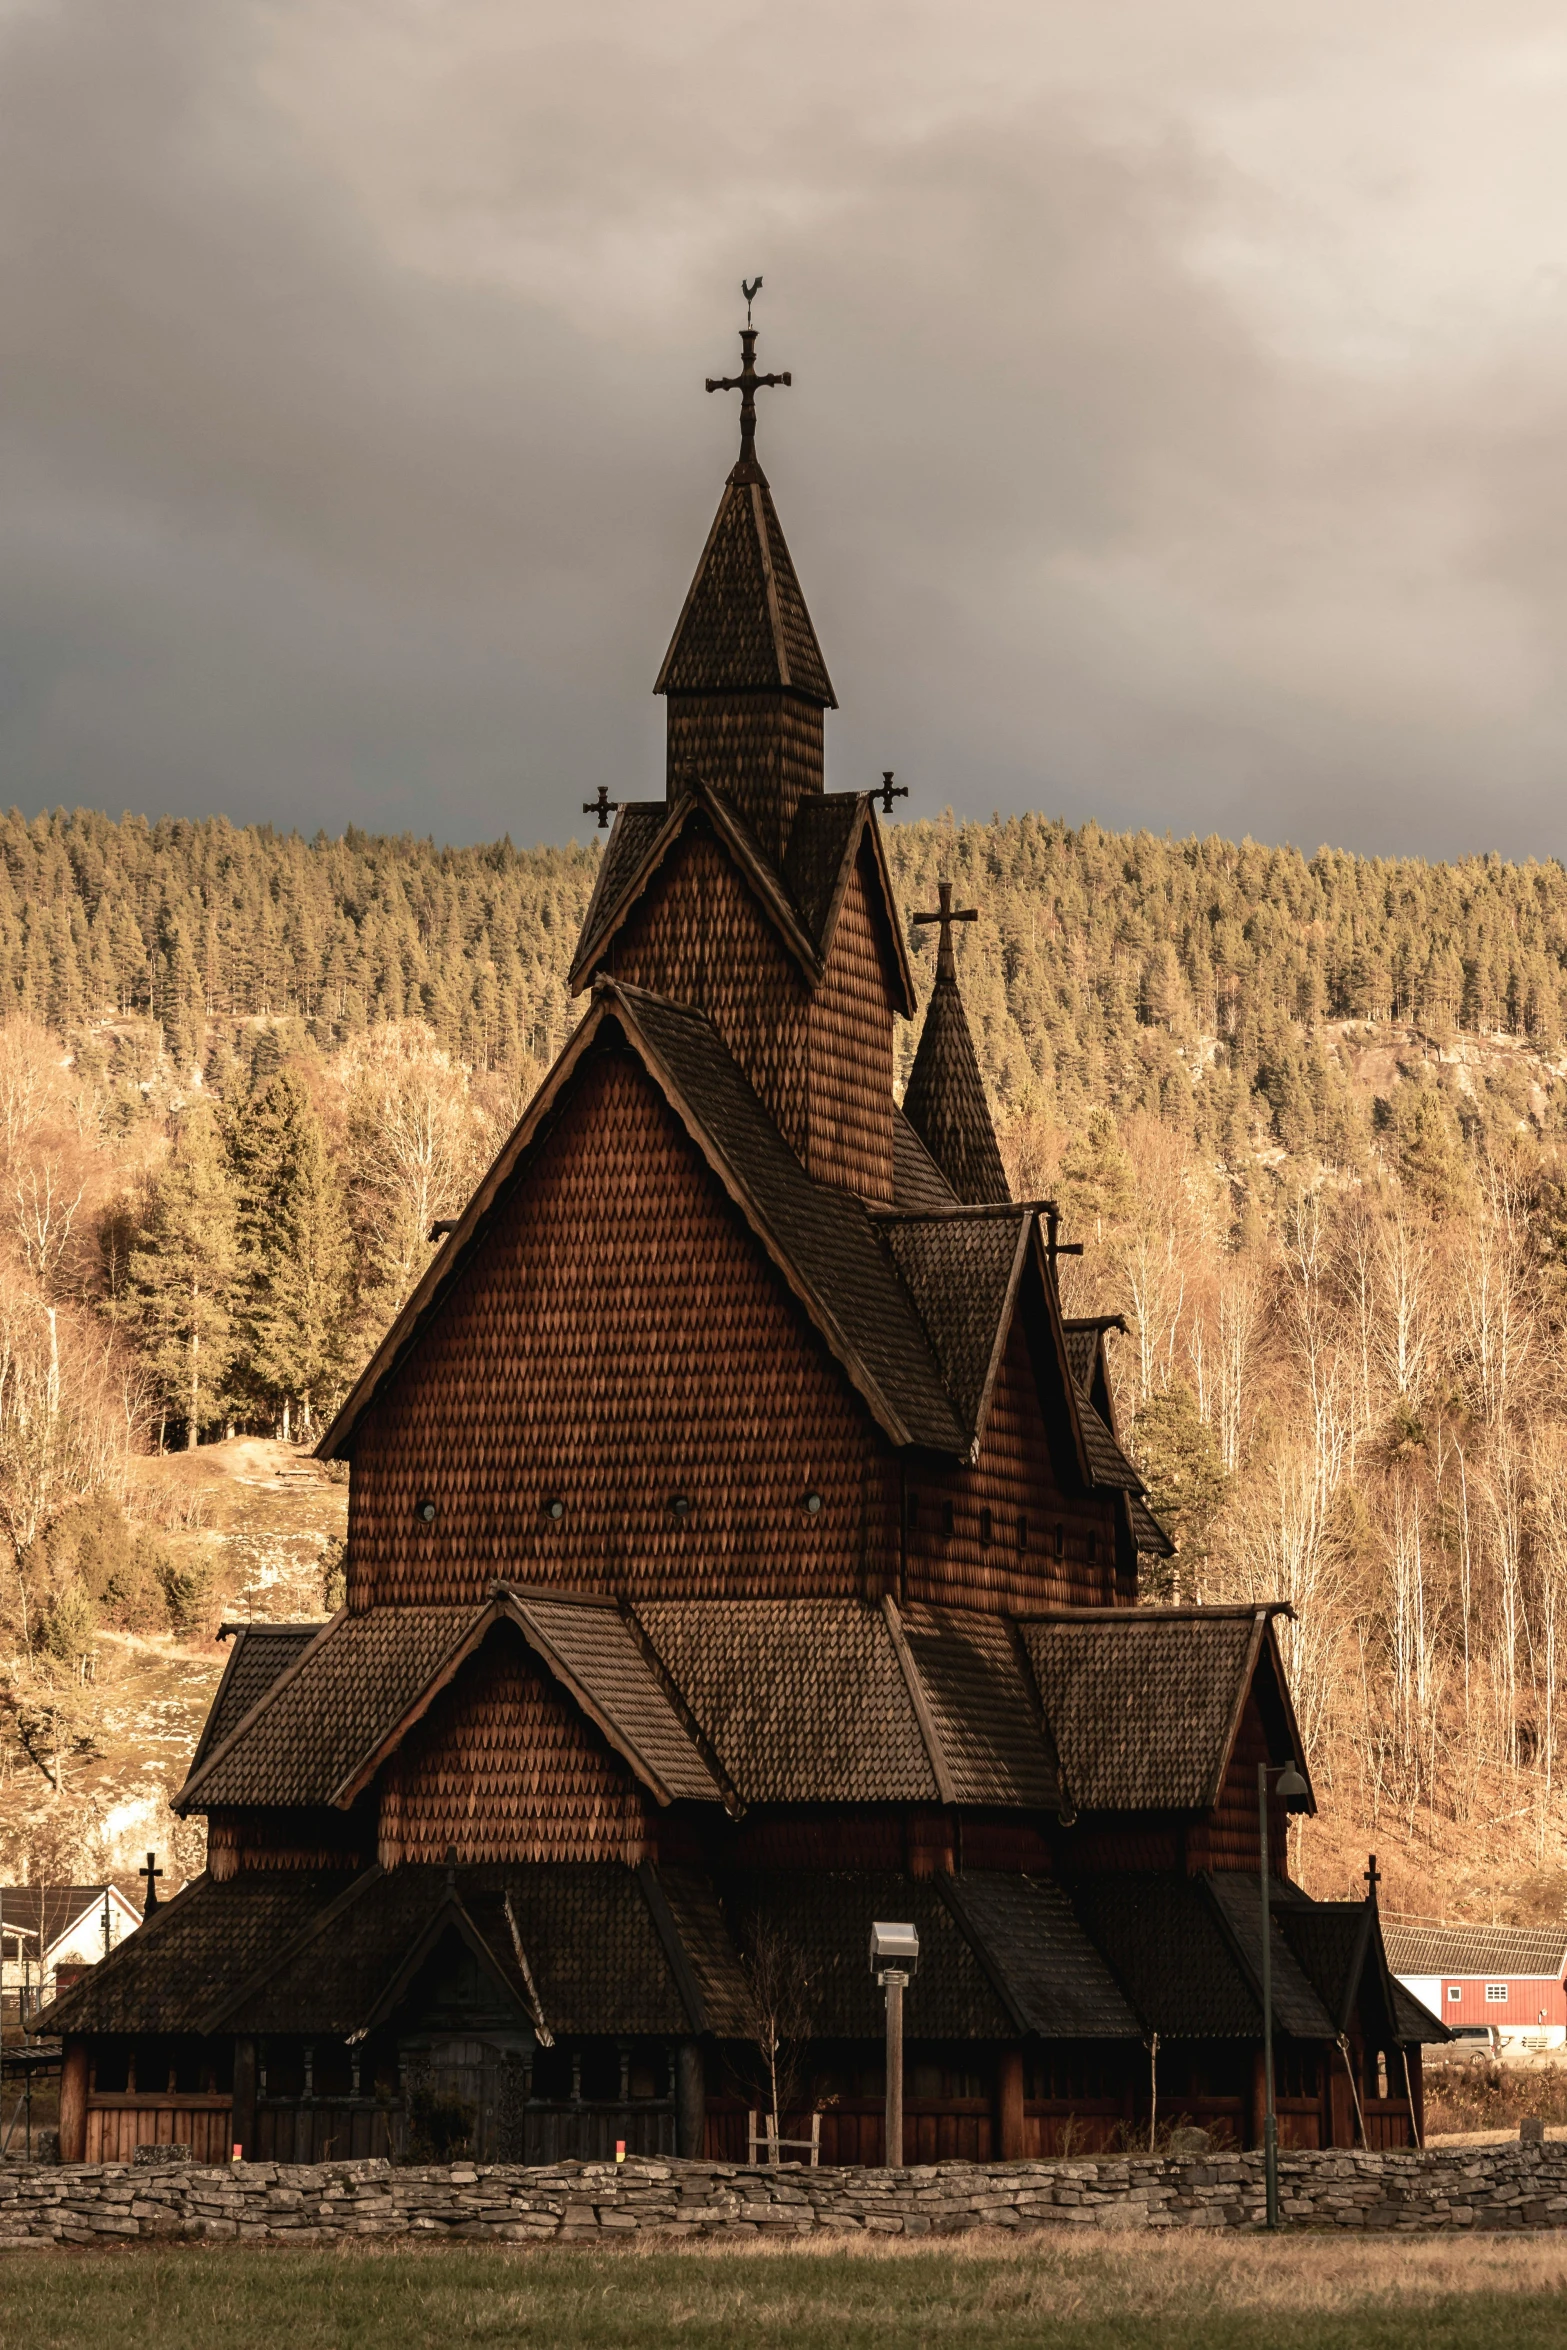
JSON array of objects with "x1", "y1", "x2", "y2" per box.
[{"x1": 903, "y1": 882, "x2": 1009, "y2": 1204}]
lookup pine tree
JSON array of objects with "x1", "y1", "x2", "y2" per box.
[
  {"x1": 229, "y1": 1070, "x2": 353, "y2": 1438},
  {"x1": 128, "y1": 1102, "x2": 239, "y2": 1446}
]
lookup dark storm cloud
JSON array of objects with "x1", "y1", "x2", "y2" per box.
[{"x1": 1, "y1": 0, "x2": 1565, "y2": 857}]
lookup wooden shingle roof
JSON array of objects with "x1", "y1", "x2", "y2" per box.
[
  {"x1": 186, "y1": 1622, "x2": 322, "y2": 1782},
  {"x1": 654, "y1": 472, "x2": 835, "y2": 704},
  {"x1": 1019, "y1": 1607, "x2": 1307, "y2": 1817},
  {"x1": 902, "y1": 967, "x2": 1010, "y2": 1206},
  {"x1": 938, "y1": 1873, "x2": 1140, "y2": 2039}
]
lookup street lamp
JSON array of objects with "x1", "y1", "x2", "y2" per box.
[
  {"x1": 870, "y1": 1921, "x2": 919, "y2": 2169},
  {"x1": 1258, "y1": 1756, "x2": 1311, "y2": 2230}
]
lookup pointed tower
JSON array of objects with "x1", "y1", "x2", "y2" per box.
[
  {"x1": 904, "y1": 882, "x2": 1010, "y2": 1204},
  {"x1": 654, "y1": 319, "x2": 835, "y2": 867}
]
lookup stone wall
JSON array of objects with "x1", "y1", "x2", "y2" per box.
[{"x1": 2, "y1": 2147, "x2": 1567, "y2": 2245}]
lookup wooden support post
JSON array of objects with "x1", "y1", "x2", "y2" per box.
[
  {"x1": 58, "y1": 2039, "x2": 89, "y2": 2164},
  {"x1": 997, "y1": 2047, "x2": 1026, "y2": 2160},
  {"x1": 231, "y1": 2036, "x2": 257, "y2": 2159},
  {"x1": 675, "y1": 2039, "x2": 705, "y2": 2160},
  {"x1": 1250, "y1": 2044, "x2": 1267, "y2": 2151}
]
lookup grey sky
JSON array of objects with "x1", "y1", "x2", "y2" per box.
[{"x1": 3, "y1": 0, "x2": 1566, "y2": 858}]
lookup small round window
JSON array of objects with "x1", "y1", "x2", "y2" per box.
[
  {"x1": 670, "y1": 1493, "x2": 691, "y2": 1519},
  {"x1": 803, "y1": 1491, "x2": 823, "y2": 1515},
  {"x1": 415, "y1": 1498, "x2": 437, "y2": 1525},
  {"x1": 542, "y1": 1496, "x2": 565, "y2": 1522}
]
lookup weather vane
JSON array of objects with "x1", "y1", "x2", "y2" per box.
[{"x1": 707, "y1": 281, "x2": 790, "y2": 475}]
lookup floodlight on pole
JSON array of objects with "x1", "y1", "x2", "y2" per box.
[
  {"x1": 870, "y1": 1921, "x2": 919, "y2": 2169},
  {"x1": 1258, "y1": 1756, "x2": 1313, "y2": 2229}
]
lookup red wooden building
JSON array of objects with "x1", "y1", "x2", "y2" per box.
[{"x1": 42, "y1": 319, "x2": 1437, "y2": 2168}]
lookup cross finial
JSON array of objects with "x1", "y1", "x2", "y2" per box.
[
  {"x1": 875, "y1": 770, "x2": 908, "y2": 816},
  {"x1": 1364, "y1": 1852, "x2": 1380, "y2": 1903},
  {"x1": 912, "y1": 879, "x2": 978, "y2": 982},
  {"x1": 583, "y1": 785, "x2": 621, "y2": 831},
  {"x1": 706, "y1": 291, "x2": 791, "y2": 480},
  {"x1": 140, "y1": 1850, "x2": 163, "y2": 1917}
]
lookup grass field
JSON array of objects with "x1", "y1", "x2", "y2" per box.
[{"x1": 2, "y1": 2232, "x2": 1566, "y2": 2349}]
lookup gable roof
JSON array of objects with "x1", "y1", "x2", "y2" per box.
[
  {"x1": 179, "y1": 1592, "x2": 728, "y2": 1819},
  {"x1": 937, "y1": 1873, "x2": 1141, "y2": 2040},
  {"x1": 568, "y1": 784, "x2": 916, "y2": 1017},
  {"x1": 1070, "y1": 1871, "x2": 1325, "y2": 2040},
  {"x1": 186, "y1": 1622, "x2": 322, "y2": 1782},
  {"x1": 654, "y1": 471, "x2": 835, "y2": 705},
  {"x1": 568, "y1": 780, "x2": 824, "y2": 997},
  {"x1": 0, "y1": 1884, "x2": 140, "y2": 1960},
  {"x1": 1381, "y1": 1919, "x2": 1567, "y2": 1978},
  {"x1": 38, "y1": 1871, "x2": 353, "y2": 2036},
  {"x1": 1018, "y1": 1606, "x2": 1311, "y2": 1817},
  {"x1": 320, "y1": 983, "x2": 968, "y2": 1463},
  {"x1": 902, "y1": 966, "x2": 1010, "y2": 1205},
  {"x1": 879, "y1": 1209, "x2": 1031, "y2": 1436},
  {"x1": 893, "y1": 1105, "x2": 958, "y2": 1212}
]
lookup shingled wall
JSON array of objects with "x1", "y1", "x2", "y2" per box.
[{"x1": 6, "y1": 2147, "x2": 1567, "y2": 2242}]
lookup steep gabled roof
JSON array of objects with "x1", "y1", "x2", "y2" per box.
[
  {"x1": 1019, "y1": 1606, "x2": 1312, "y2": 1818},
  {"x1": 569, "y1": 784, "x2": 916, "y2": 1017},
  {"x1": 878, "y1": 1209, "x2": 1031, "y2": 1436},
  {"x1": 186, "y1": 1622, "x2": 322, "y2": 1782},
  {"x1": 178, "y1": 1593, "x2": 728, "y2": 1818},
  {"x1": 937, "y1": 1873, "x2": 1141, "y2": 2039},
  {"x1": 1381, "y1": 1919, "x2": 1567, "y2": 1978},
  {"x1": 568, "y1": 780, "x2": 823, "y2": 997},
  {"x1": 320, "y1": 982, "x2": 968, "y2": 1462},
  {"x1": 902, "y1": 967, "x2": 1009, "y2": 1205},
  {"x1": 654, "y1": 472, "x2": 835, "y2": 705},
  {"x1": 892, "y1": 1105, "x2": 958, "y2": 1211}
]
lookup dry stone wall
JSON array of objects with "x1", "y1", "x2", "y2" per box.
[{"x1": 3, "y1": 2148, "x2": 1567, "y2": 2245}]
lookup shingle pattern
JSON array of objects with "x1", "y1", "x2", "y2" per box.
[
  {"x1": 651, "y1": 1866, "x2": 753, "y2": 2036},
  {"x1": 881, "y1": 1216, "x2": 1028, "y2": 1435},
  {"x1": 656, "y1": 477, "x2": 835, "y2": 704},
  {"x1": 896, "y1": 1604, "x2": 1057, "y2": 1809},
  {"x1": 488, "y1": 1863, "x2": 694, "y2": 2035},
  {"x1": 721, "y1": 1869, "x2": 1013, "y2": 2040},
  {"x1": 1204, "y1": 1873, "x2": 1337, "y2": 2039},
  {"x1": 1073, "y1": 1392, "x2": 1145, "y2": 1493},
  {"x1": 1071, "y1": 1873, "x2": 1266, "y2": 2038},
  {"x1": 1381, "y1": 1919, "x2": 1567, "y2": 1978},
  {"x1": 621, "y1": 988, "x2": 966, "y2": 1451},
  {"x1": 635, "y1": 1600, "x2": 940, "y2": 1803},
  {"x1": 182, "y1": 1607, "x2": 481, "y2": 1810},
  {"x1": 189, "y1": 1625, "x2": 321, "y2": 1778},
  {"x1": 1127, "y1": 1494, "x2": 1175, "y2": 1557},
  {"x1": 220, "y1": 1868, "x2": 466, "y2": 2034},
  {"x1": 939, "y1": 1874, "x2": 1140, "y2": 2038},
  {"x1": 1020, "y1": 1614, "x2": 1260, "y2": 1813},
  {"x1": 507, "y1": 1595, "x2": 724, "y2": 1804},
  {"x1": 1063, "y1": 1331, "x2": 1098, "y2": 1391},
  {"x1": 902, "y1": 974, "x2": 1010, "y2": 1206},
  {"x1": 570, "y1": 803, "x2": 670, "y2": 986},
  {"x1": 783, "y1": 794, "x2": 868, "y2": 946},
  {"x1": 893, "y1": 1107, "x2": 958, "y2": 1212},
  {"x1": 42, "y1": 1873, "x2": 354, "y2": 2035}
]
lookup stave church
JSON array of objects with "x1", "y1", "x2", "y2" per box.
[{"x1": 44, "y1": 315, "x2": 1438, "y2": 2168}]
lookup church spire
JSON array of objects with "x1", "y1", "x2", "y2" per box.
[
  {"x1": 654, "y1": 295, "x2": 835, "y2": 865},
  {"x1": 903, "y1": 884, "x2": 1011, "y2": 1205}
]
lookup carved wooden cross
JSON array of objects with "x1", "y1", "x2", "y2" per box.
[
  {"x1": 876, "y1": 770, "x2": 908, "y2": 816},
  {"x1": 582, "y1": 785, "x2": 621, "y2": 830},
  {"x1": 912, "y1": 880, "x2": 977, "y2": 981},
  {"x1": 1364, "y1": 1853, "x2": 1380, "y2": 1901},
  {"x1": 140, "y1": 1850, "x2": 162, "y2": 1916},
  {"x1": 707, "y1": 324, "x2": 791, "y2": 472}
]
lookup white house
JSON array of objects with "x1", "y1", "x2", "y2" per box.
[{"x1": 0, "y1": 1886, "x2": 144, "y2": 2024}]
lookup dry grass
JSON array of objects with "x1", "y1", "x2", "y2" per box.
[{"x1": 2, "y1": 2229, "x2": 1567, "y2": 2349}]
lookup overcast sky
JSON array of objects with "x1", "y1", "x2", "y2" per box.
[{"x1": 3, "y1": 1, "x2": 1567, "y2": 859}]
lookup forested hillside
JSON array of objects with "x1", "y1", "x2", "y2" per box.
[{"x1": 5, "y1": 801, "x2": 1567, "y2": 1921}]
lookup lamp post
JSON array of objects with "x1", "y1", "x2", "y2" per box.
[
  {"x1": 1258, "y1": 1756, "x2": 1311, "y2": 2230},
  {"x1": 869, "y1": 1921, "x2": 919, "y2": 2169}
]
